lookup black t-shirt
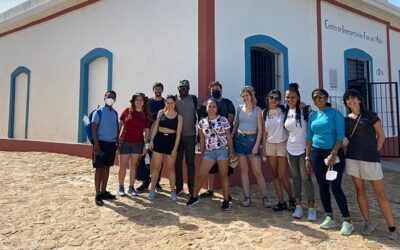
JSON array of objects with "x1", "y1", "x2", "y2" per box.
[
  {"x1": 148, "y1": 98, "x2": 165, "y2": 122},
  {"x1": 345, "y1": 111, "x2": 381, "y2": 162},
  {"x1": 197, "y1": 98, "x2": 235, "y2": 124}
]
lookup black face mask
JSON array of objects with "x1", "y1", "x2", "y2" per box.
[{"x1": 211, "y1": 90, "x2": 221, "y2": 99}]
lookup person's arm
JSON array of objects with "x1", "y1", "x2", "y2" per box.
[
  {"x1": 252, "y1": 108, "x2": 263, "y2": 155},
  {"x1": 262, "y1": 116, "x2": 268, "y2": 161},
  {"x1": 225, "y1": 127, "x2": 235, "y2": 159},
  {"x1": 92, "y1": 111, "x2": 101, "y2": 155},
  {"x1": 305, "y1": 115, "x2": 314, "y2": 173},
  {"x1": 227, "y1": 100, "x2": 236, "y2": 125},
  {"x1": 172, "y1": 115, "x2": 183, "y2": 157},
  {"x1": 149, "y1": 110, "x2": 162, "y2": 150},
  {"x1": 327, "y1": 110, "x2": 344, "y2": 166},
  {"x1": 198, "y1": 127, "x2": 206, "y2": 155},
  {"x1": 374, "y1": 120, "x2": 385, "y2": 151}
]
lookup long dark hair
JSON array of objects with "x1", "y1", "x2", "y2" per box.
[
  {"x1": 129, "y1": 93, "x2": 152, "y2": 122},
  {"x1": 311, "y1": 88, "x2": 332, "y2": 107},
  {"x1": 264, "y1": 89, "x2": 285, "y2": 115},
  {"x1": 284, "y1": 83, "x2": 303, "y2": 127},
  {"x1": 343, "y1": 89, "x2": 365, "y2": 114}
]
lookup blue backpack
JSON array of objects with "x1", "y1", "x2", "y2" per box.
[{"x1": 83, "y1": 107, "x2": 118, "y2": 144}]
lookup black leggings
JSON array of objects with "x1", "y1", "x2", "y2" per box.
[{"x1": 311, "y1": 147, "x2": 350, "y2": 218}]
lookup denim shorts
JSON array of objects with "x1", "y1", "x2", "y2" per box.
[
  {"x1": 233, "y1": 132, "x2": 261, "y2": 158},
  {"x1": 203, "y1": 147, "x2": 229, "y2": 161}
]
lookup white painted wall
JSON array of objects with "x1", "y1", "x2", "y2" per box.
[
  {"x1": 0, "y1": 0, "x2": 198, "y2": 143},
  {"x1": 390, "y1": 30, "x2": 400, "y2": 136},
  {"x1": 215, "y1": 0, "x2": 319, "y2": 107},
  {"x1": 14, "y1": 73, "x2": 28, "y2": 139},
  {"x1": 321, "y1": 2, "x2": 388, "y2": 105}
]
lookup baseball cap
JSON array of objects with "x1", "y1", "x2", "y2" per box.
[{"x1": 177, "y1": 79, "x2": 190, "y2": 88}]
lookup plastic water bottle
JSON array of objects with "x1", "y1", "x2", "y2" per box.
[
  {"x1": 82, "y1": 115, "x2": 90, "y2": 126},
  {"x1": 145, "y1": 153, "x2": 151, "y2": 165}
]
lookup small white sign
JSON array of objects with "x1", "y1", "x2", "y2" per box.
[{"x1": 329, "y1": 69, "x2": 337, "y2": 89}]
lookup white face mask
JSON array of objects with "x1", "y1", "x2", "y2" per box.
[{"x1": 105, "y1": 98, "x2": 115, "y2": 106}]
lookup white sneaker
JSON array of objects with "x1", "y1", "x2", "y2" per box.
[
  {"x1": 308, "y1": 208, "x2": 317, "y2": 221},
  {"x1": 292, "y1": 205, "x2": 303, "y2": 219}
]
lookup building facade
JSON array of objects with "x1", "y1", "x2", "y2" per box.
[{"x1": 0, "y1": 0, "x2": 399, "y2": 156}]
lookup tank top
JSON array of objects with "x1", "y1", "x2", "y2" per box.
[
  {"x1": 158, "y1": 112, "x2": 178, "y2": 131},
  {"x1": 238, "y1": 106, "x2": 260, "y2": 131}
]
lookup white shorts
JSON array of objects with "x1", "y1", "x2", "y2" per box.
[
  {"x1": 345, "y1": 158, "x2": 383, "y2": 180},
  {"x1": 265, "y1": 141, "x2": 287, "y2": 157}
]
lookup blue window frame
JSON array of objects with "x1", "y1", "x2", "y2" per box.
[{"x1": 8, "y1": 66, "x2": 31, "y2": 139}]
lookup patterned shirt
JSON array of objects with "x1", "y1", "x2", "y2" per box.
[{"x1": 198, "y1": 116, "x2": 230, "y2": 150}]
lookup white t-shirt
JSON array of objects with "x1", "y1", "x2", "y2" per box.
[
  {"x1": 284, "y1": 108, "x2": 307, "y2": 156},
  {"x1": 264, "y1": 108, "x2": 288, "y2": 143}
]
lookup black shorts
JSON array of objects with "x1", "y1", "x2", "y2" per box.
[
  {"x1": 208, "y1": 163, "x2": 234, "y2": 176},
  {"x1": 92, "y1": 141, "x2": 117, "y2": 168},
  {"x1": 153, "y1": 132, "x2": 176, "y2": 155}
]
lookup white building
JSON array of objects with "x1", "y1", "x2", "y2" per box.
[{"x1": 0, "y1": 0, "x2": 399, "y2": 157}]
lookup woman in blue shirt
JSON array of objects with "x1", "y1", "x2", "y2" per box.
[{"x1": 305, "y1": 88, "x2": 353, "y2": 236}]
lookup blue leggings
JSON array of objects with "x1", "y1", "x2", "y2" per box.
[{"x1": 311, "y1": 147, "x2": 350, "y2": 218}]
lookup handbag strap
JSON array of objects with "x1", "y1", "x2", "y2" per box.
[
  {"x1": 208, "y1": 118, "x2": 228, "y2": 147},
  {"x1": 349, "y1": 114, "x2": 362, "y2": 139}
]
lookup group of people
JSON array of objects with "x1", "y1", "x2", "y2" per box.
[{"x1": 90, "y1": 80, "x2": 399, "y2": 242}]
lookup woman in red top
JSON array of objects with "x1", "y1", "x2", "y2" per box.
[{"x1": 118, "y1": 93, "x2": 151, "y2": 197}]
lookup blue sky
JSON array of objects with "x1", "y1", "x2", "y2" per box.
[
  {"x1": 0, "y1": 0, "x2": 399, "y2": 15},
  {"x1": 0, "y1": 0, "x2": 27, "y2": 14},
  {"x1": 389, "y1": 0, "x2": 400, "y2": 6}
]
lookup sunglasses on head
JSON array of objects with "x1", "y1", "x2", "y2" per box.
[
  {"x1": 268, "y1": 95, "x2": 280, "y2": 101},
  {"x1": 312, "y1": 95, "x2": 326, "y2": 101}
]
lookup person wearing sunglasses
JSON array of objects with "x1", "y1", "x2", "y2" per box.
[
  {"x1": 343, "y1": 89, "x2": 399, "y2": 242},
  {"x1": 283, "y1": 83, "x2": 316, "y2": 220},
  {"x1": 262, "y1": 89, "x2": 295, "y2": 212},
  {"x1": 306, "y1": 88, "x2": 353, "y2": 235}
]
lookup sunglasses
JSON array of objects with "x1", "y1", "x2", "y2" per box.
[
  {"x1": 269, "y1": 95, "x2": 280, "y2": 101},
  {"x1": 312, "y1": 95, "x2": 326, "y2": 101}
]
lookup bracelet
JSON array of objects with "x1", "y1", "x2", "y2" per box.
[{"x1": 305, "y1": 156, "x2": 311, "y2": 161}]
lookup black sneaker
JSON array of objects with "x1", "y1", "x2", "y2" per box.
[
  {"x1": 101, "y1": 191, "x2": 116, "y2": 200},
  {"x1": 156, "y1": 183, "x2": 163, "y2": 192},
  {"x1": 176, "y1": 186, "x2": 183, "y2": 195},
  {"x1": 186, "y1": 196, "x2": 199, "y2": 206},
  {"x1": 221, "y1": 200, "x2": 231, "y2": 211},
  {"x1": 137, "y1": 181, "x2": 150, "y2": 192},
  {"x1": 288, "y1": 199, "x2": 296, "y2": 213},
  {"x1": 95, "y1": 194, "x2": 104, "y2": 206},
  {"x1": 273, "y1": 201, "x2": 288, "y2": 211},
  {"x1": 199, "y1": 190, "x2": 214, "y2": 198}
]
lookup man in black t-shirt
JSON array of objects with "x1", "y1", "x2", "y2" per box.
[
  {"x1": 197, "y1": 81, "x2": 235, "y2": 198},
  {"x1": 137, "y1": 82, "x2": 165, "y2": 192}
]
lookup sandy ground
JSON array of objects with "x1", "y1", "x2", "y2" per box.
[{"x1": 1, "y1": 151, "x2": 400, "y2": 249}]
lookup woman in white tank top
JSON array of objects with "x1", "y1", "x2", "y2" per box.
[{"x1": 262, "y1": 90, "x2": 295, "y2": 212}]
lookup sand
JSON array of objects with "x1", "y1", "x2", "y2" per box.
[{"x1": 0, "y1": 151, "x2": 399, "y2": 249}]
